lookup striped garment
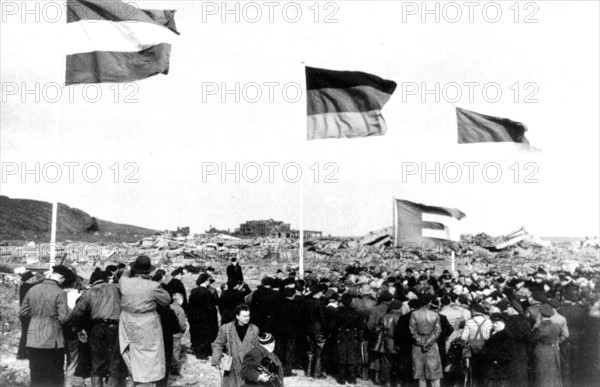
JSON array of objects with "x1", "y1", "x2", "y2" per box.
[{"x1": 460, "y1": 315, "x2": 493, "y2": 342}]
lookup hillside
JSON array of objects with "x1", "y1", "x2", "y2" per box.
[{"x1": 0, "y1": 195, "x2": 158, "y2": 242}]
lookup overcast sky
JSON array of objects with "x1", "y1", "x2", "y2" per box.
[{"x1": 2, "y1": 1, "x2": 599, "y2": 238}]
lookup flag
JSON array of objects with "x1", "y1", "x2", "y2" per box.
[
  {"x1": 394, "y1": 199, "x2": 466, "y2": 247},
  {"x1": 456, "y1": 107, "x2": 529, "y2": 144},
  {"x1": 65, "y1": 0, "x2": 179, "y2": 85},
  {"x1": 306, "y1": 66, "x2": 397, "y2": 140}
]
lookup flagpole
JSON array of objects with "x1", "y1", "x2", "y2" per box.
[
  {"x1": 298, "y1": 61, "x2": 306, "y2": 279},
  {"x1": 392, "y1": 197, "x2": 396, "y2": 248},
  {"x1": 49, "y1": 14, "x2": 68, "y2": 267},
  {"x1": 450, "y1": 251, "x2": 456, "y2": 273}
]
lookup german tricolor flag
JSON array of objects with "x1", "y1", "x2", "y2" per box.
[{"x1": 306, "y1": 66, "x2": 397, "y2": 140}]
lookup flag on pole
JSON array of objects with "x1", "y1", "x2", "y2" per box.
[
  {"x1": 305, "y1": 66, "x2": 397, "y2": 140},
  {"x1": 65, "y1": 0, "x2": 179, "y2": 85},
  {"x1": 394, "y1": 199, "x2": 466, "y2": 247},
  {"x1": 456, "y1": 107, "x2": 529, "y2": 144}
]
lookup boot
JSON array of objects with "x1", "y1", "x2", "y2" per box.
[{"x1": 91, "y1": 376, "x2": 104, "y2": 387}]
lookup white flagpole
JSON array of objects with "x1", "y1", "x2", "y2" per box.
[
  {"x1": 50, "y1": 15, "x2": 67, "y2": 267},
  {"x1": 299, "y1": 176, "x2": 304, "y2": 278},
  {"x1": 392, "y1": 197, "x2": 396, "y2": 248},
  {"x1": 450, "y1": 251, "x2": 456, "y2": 272},
  {"x1": 49, "y1": 201, "x2": 58, "y2": 266},
  {"x1": 298, "y1": 61, "x2": 305, "y2": 279}
]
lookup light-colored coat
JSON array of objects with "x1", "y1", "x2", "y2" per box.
[
  {"x1": 211, "y1": 322, "x2": 260, "y2": 387},
  {"x1": 19, "y1": 279, "x2": 69, "y2": 349},
  {"x1": 118, "y1": 272, "x2": 171, "y2": 383}
]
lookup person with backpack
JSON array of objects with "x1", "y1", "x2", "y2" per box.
[{"x1": 460, "y1": 303, "x2": 492, "y2": 386}]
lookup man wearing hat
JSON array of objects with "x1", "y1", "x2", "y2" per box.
[
  {"x1": 227, "y1": 257, "x2": 244, "y2": 286},
  {"x1": 558, "y1": 291, "x2": 585, "y2": 387},
  {"x1": 189, "y1": 272, "x2": 219, "y2": 360},
  {"x1": 71, "y1": 270, "x2": 124, "y2": 387},
  {"x1": 250, "y1": 277, "x2": 280, "y2": 335},
  {"x1": 241, "y1": 332, "x2": 284, "y2": 387},
  {"x1": 531, "y1": 304, "x2": 562, "y2": 387},
  {"x1": 118, "y1": 256, "x2": 171, "y2": 386},
  {"x1": 526, "y1": 290, "x2": 548, "y2": 327},
  {"x1": 20, "y1": 265, "x2": 72, "y2": 387},
  {"x1": 304, "y1": 283, "x2": 328, "y2": 379},
  {"x1": 461, "y1": 303, "x2": 493, "y2": 385}
]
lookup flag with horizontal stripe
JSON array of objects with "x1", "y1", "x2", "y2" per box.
[
  {"x1": 65, "y1": 0, "x2": 179, "y2": 85},
  {"x1": 394, "y1": 199, "x2": 466, "y2": 247},
  {"x1": 306, "y1": 66, "x2": 397, "y2": 140},
  {"x1": 457, "y1": 107, "x2": 529, "y2": 144}
]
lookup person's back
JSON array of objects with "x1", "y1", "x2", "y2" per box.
[
  {"x1": 21, "y1": 279, "x2": 69, "y2": 349},
  {"x1": 118, "y1": 258, "x2": 171, "y2": 384}
]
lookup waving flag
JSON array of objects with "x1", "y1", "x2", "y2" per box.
[
  {"x1": 457, "y1": 107, "x2": 529, "y2": 144},
  {"x1": 65, "y1": 0, "x2": 179, "y2": 85},
  {"x1": 394, "y1": 199, "x2": 466, "y2": 247},
  {"x1": 306, "y1": 66, "x2": 397, "y2": 140}
]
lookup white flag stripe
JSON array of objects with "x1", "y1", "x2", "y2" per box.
[
  {"x1": 421, "y1": 212, "x2": 461, "y2": 241},
  {"x1": 422, "y1": 228, "x2": 453, "y2": 240},
  {"x1": 66, "y1": 20, "x2": 177, "y2": 55}
]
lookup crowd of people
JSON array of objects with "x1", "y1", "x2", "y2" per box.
[{"x1": 16, "y1": 255, "x2": 600, "y2": 387}]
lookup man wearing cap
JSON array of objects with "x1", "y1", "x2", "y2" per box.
[
  {"x1": 531, "y1": 304, "x2": 562, "y2": 387},
  {"x1": 189, "y1": 272, "x2": 219, "y2": 360},
  {"x1": 118, "y1": 256, "x2": 171, "y2": 386},
  {"x1": 20, "y1": 265, "x2": 72, "y2": 387},
  {"x1": 526, "y1": 290, "x2": 548, "y2": 328},
  {"x1": 533, "y1": 298, "x2": 569, "y2": 345},
  {"x1": 241, "y1": 332, "x2": 284, "y2": 387},
  {"x1": 71, "y1": 270, "x2": 124, "y2": 387}
]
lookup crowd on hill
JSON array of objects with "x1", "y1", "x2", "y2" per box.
[{"x1": 16, "y1": 255, "x2": 600, "y2": 387}]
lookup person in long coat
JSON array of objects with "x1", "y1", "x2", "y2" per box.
[
  {"x1": 530, "y1": 304, "x2": 563, "y2": 387},
  {"x1": 330, "y1": 293, "x2": 365, "y2": 385},
  {"x1": 19, "y1": 266, "x2": 71, "y2": 387},
  {"x1": 212, "y1": 304, "x2": 260, "y2": 387},
  {"x1": 275, "y1": 287, "x2": 304, "y2": 376},
  {"x1": 409, "y1": 295, "x2": 442, "y2": 387},
  {"x1": 17, "y1": 271, "x2": 37, "y2": 360},
  {"x1": 118, "y1": 256, "x2": 171, "y2": 385},
  {"x1": 189, "y1": 273, "x2": 219, "y2": 359}
]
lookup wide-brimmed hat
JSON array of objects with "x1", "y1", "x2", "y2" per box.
[
  {"x1": 358, "y1": 283, "x2": 372, "y2": 295},
  {"x1": 130, "y1": 255, "x2": 155, "y2": 275},
  {"x1": 52, "y1": 265, "x2": 72, "y2": 278},
  {"x1": 540, "y1": 304, "x2": 554, "y2": 317},
  {"x1": 20, "y1": 271, "x2": 34, "y2": 282}
]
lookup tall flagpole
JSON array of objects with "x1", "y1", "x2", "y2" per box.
[
  {"x1": 451, "y1": 251, "x2": 456, "y2": 273},
  {"x1": 298, "y1": 61, "x2": 305, "y2": 279},
  {"x1": 50, "y1": 12, "x2": 67, "y2": 267},
  {"x1": 392, "y1": 197, "x2": 396, "y2": 248}
]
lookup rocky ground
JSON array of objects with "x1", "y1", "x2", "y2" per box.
[{"x1": 1, "y1": 231, "x2": 598, "y2": 386}]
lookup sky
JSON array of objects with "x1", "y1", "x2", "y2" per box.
[{"x1": 1, "y1": 0, "x2": 599, "y2": 238}]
